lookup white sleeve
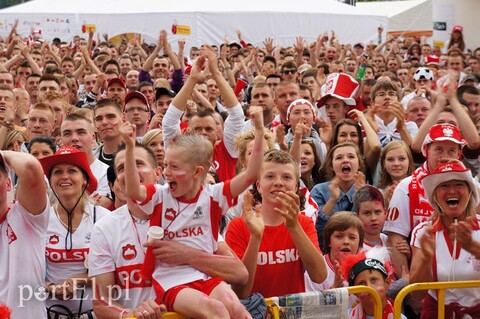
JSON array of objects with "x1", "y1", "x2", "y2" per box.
[
  {"x1": 222, "y1": 104, "x2": 245, "y2": 158},
  {"x1": 410, "y1": 222, "x2": 429, "y2": 249},
  {"x1": 162, "y1": 103, "x2": 183, "y2": 149},
  {"x1": 384, "y1": 178, "x2": 411, "y2": 238},
  {"x1": 406, "y1": 121, "x2": 419, "y2": 138},
  {"x1": 88, "y1": 223, "x2": 115, "y2": 277}
]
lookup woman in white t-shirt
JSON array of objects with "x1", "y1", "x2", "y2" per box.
[
  {"x1": 39, "y1": 146, "x2": 110, "y2": 318},
  {"x1": 410, "y1": 160, "x2": 480, "y2": 318}
]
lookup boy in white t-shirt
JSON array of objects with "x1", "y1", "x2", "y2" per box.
[{"x1": 121, "y1": 103, "x2": 264, "y2": 317}]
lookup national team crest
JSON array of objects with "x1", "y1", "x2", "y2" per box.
[
  {"x1": 193, "y1": 207, "x2": 204, "y2": 220},
  {"x1": 442, "y1": 126, "x2": 453, "y2": 137},
  {"x1": 165, "y1": 208, "x2": 178, "y2": 221},
  {"x1": 49, "y1": 234, "x2": 60, "y2": 245},
  {"x1": 122, "y1": 244, "x2": 137, "y2": 260},
  {"x1": 6, "y1": 223, "x2": 17, "y2": 244}
]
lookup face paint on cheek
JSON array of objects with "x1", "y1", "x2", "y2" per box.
[{"x1": 172, "y1": 170, "x2": 188, "y2": 179}]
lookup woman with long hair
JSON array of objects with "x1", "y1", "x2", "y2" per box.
[{"x1": 377, "y1": 140, "x2": 414, "y2": 204}]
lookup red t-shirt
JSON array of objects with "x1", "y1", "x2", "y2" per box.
[
  {"x1": 226, "y1": 214, "x2": 320, "y2": 298},
  {"x1": 213, "y1": 140, "x2": 237, "y2": 182}
]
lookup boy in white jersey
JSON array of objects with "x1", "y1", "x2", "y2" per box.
[
  {"x1": 121, "y1": 104, "x2": 264, "y2": 318},
  {"x1": 0, "y1": 150, "x2": 49, "y2": 319}
]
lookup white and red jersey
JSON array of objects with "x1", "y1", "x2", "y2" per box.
[
  {"x1": 45, "y1": 203, "x2": 110, "y2": 313},
  {"x1": 0, "y1": 199, "x2": 49, "y2": 319},
  {"x1": 385, "y1": 164, "x2": 433, "y2": 238},
  {"x1": 362, "y1": 233, "x2": 388, "y2": 251},
  {"x1": 137, "y1": 181, "x2": 235, "y2": 292},
  {"x1": 411, "y1": 216, "x2": 480, "y2": 307},
  {"x1": 88, "y1": 205, "x2": 155, "y2": 309},
  {"x1": 305, "y1": 254, "x2": 336, "y2": 292}
]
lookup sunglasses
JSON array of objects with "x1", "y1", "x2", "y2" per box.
[{"x1": 283, "y1": 69, "x2": 297, "y2": 75}]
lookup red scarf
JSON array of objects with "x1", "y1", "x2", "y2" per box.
[{"x1": 408, "y1": 163, "x2": 434, "y2": 231}]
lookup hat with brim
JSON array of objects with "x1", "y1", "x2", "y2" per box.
[
  {"x1": 422, "y1": 124, "x2": 466, "y2": 156},
  {"x1": 125, "y1": 91, "x2": 150, "y2": 111},
  {"x1": 155, "y1": 87, "x2": 176, "y2": 100},
  {"x1": 39, "y1": 146, "x2": 97, "y2": 194},
  {"x1": 107, "y1": 77, "x2": 126, "y2": 89},
  {"x1": 317, "y1": 73, "x2": 359, "y2": 108},
  {"x1": 421, "y1": 162, "x2": 478, "y2": 212}
]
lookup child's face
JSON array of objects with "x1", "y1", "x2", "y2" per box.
[
  {"x1": 384, "y1": 147, "x2": 409, "y2": 181},
  {"x1": 146, "y1": 133, "x2": 165, "y2": 167},
  {"x1": 357, "y1": 201, "x2": 386, "y2": 238},
  {"x1": 329, "y1": 226, "x2": 360, "y2": 262},
  {"x1": 257, "y1": 161, "x2": 298, "y2": 204},
  {"x1": 332, "y1": 146, "x2": 359, "y2": 182},
  {"x1": 354, "y1": 269, "x2": 389, "y2": 306},
  {"x1": 289, "y1": 103, "x2": 314, "y2": 130},
  {"x1": 336, "y1": 124, "x2": 359, "y2": 146},
  {"x1": 164, "y1": 147, "x2": 201, "y2": 199},
  {"x1": 300, "y1": 143, "x2": 315, "y2": 175},
  {"x1": 243, "y1": 140, "x2": 270, "y2": 170}
]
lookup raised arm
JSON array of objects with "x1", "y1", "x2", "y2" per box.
[
  {"x1": 120, "y1": 122, "x2": 147, "y2": 203},
  {"x1": 142, "y1": 33, "x2": 162, "y2": 73},
  {"x1": 3, "y1": 150, "x2": 47, "y2": 215},
  {"x1": 161, "y1": 30, "x2": 181, "y2": 71},
  {"x1": 17, "y1": 41, "x2": 42, "y2": 75},
  {"x1": 229, "y1": 106, "x2": 264, "y2": 199},
  {"x1": 80, "y1": 45, "x2": 101, "y2": 74}
]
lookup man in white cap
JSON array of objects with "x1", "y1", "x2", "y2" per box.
[{"x1": 385, "y1": 124, "x2": 467, "y2": 277}]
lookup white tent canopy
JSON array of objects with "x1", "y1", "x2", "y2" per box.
[
  {"x1": 357, "y1": 0, "x2": 432, "y2": 34},
  {"x1": 0, "y1": 0, "x2": 387, "y2": 49}
]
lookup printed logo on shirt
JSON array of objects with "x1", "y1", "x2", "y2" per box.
[
  {"x1": 116, "y1": 264, "x2": 152, "y2": 289},
  {"x1": 257, "y1": 249, "x2": 299, "y2": 265},
  {"x1": 192, "y1": 207, "x2": 204, "y2": 220},
  {"x1": 164, "y1": 226, "x2": 204, "y2": 240},
  {"x1": 122, "y1": 244, "x2": 137, "y2": 260},
  {"x1": 85, "y1": 232, "x2": 91, "y2": 244},
  {"x1": 165, "y1": 208, "x2": 178, "y2": 221},
  {"x1": 49, "y1": 234, "x2": 60, "y2": 245},
  {"x1": 386, "y1": 207, "x2": 399, "y2": 221},
  {"x1": 6, "y1": 223, "x2": 17, "y2": 244},
  {"x1": 45, "y1": 247, "x2": 89, "y2": 263}
]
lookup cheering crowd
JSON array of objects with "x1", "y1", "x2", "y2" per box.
[{"x1": 1, "y1": 19, "x2": 480, "y2": 319}]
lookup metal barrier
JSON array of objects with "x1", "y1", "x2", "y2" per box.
[
  {"x1": 130, "y1": 285, "x2": 383, "y2": 319},
  {"x1": 393, "y1": 280, "x2": 480, "y2": 319},
  {"x1": 266, "y1": 286, "x2": 383, "y2": 319}
]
